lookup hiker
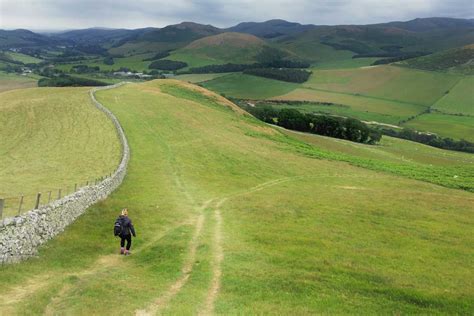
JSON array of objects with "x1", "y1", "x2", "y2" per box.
[{"x1": 114, "y1": 208, "x2": 136, "y2": 255}]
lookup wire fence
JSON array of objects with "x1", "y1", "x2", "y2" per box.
[{"x1": 0, "y1": 173, "x2": 113, "y2": 220}]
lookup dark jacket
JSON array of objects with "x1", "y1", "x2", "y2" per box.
[{"x1": 119, "y1": 215, "x2": 136, "y2": 237}]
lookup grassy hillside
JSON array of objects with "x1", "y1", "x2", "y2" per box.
[
  {"x1": 0, "y1": 87, "x2": 121, "y2": 216},
  {"x1": 202, "y1": 65, "x2": 472, "y2": 139},
  {"x1": 177, "y1": 32, "x2": 266, "y2": 65},
  {"x1": 5, "y1": 52, "x2": 43, "y2": 64},
  {"x1": 398, "y1": 44, "x2": 474, "y2": 74},
  {"x1": 0, "y1": 80, "x2": 472, "y2": 314}
]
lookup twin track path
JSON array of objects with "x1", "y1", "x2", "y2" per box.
[{"x1": 134, "y1": 178, "x2": 296, "y2": 315}]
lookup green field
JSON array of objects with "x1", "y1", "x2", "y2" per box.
[
  {"x1": 5, "y1": 52, "x2": 43, "y2": 64},
  {"x1": 271, "y1": 89, "x2": 426, "y2": 124},
  {"x1": 0, "y1": 80, "x2": 472, "y2": 314},
  {"x1": 174, "y1": 73, "x2": 232, "y2": 83},
  {"x1": 403, "y1": 113, "x2": 474, "y2": 142},
  {"x1": 55, "y1": 54, "x2": 154, "y2": 72},
  {"x1": 432, "y1": 76, "x2": 474, "y2": 116},
  {"x1": 202, "y1": 73, "x2": 300, "y2": 99},
  {"x1": 303, "y1": 65, "x2": 460, "y2": 106},
  {"x1": 0, "y1": 87, "x2": 121, "y2": 216}
]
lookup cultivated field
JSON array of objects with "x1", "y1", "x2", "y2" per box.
[
  {"x1": 0, "y1": 80, "x2": 472, "y2": 314},
  {"x1": 303, "y1": 65, "x2": 460, "y2": 106},
  {"x1": 402, "y1": 113, "x2": 474, "y2": 142},
  {"x1": 0, "y1": 87, "x2": 121, "y2": 216},
  {"x1": 270, "y1": 89, "x2": 425, "y2": 124},
  {"x1": 0, "y1": 72, "x2": 39, "y2": 92}
]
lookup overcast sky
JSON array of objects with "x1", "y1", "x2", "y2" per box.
[{"x1": 0, "y1": 0, "x2": 473, "y2": 31}]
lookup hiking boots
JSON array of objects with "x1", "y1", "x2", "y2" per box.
[{"x1": 120, "y1": 247, "x2": 125, "y2": 255}]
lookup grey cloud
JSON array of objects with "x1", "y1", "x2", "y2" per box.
[{"x1": 0, "y1": 0, "x2": 472, "y2": 30}]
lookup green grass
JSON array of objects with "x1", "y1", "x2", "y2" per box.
[
  {"x1": 311, "y1": 57, "x2": 380, "y2": 69},
  {"x1": 0, "y1": 80, "x2": 472, "y2": 314},
  {"x1": 202, "y1": 73, "x2": 300, "y2": 99},
  {"x1": 432, "y1": 76, "x2": 474, "y2": 116},
  {"x1": 402, "y1": 113, "x2": 474, "y2": 142},
  {"x1": 0, "y1": 87, "x2": 121, "y2": 216},
  {"x1": 286, "y1": 130, "x2": 474, "y2": 167},
  {"x1": 174, "y1": 73, "x2": 232, "y2": 83},
  {"x1": 167, "y1": 51, "x2": 226, "y2": 70}
]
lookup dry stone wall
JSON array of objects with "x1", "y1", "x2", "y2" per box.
[{"x1": 0, "y1": 83, "x2": 130, "y2": 264}]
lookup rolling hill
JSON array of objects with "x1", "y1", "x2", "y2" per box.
[
  {"x1": 227, "y1": 19, "x2": 315, "y2": 38},
  {"x1": 0, "y1": 80, "x2": 472, "y2": 314},
  {"x1": 0, "y1": 29, "x2": 57, "y2": 49},
  {"x1": 170, "y1": 32, "x2": 269, "y2": 65},
  {"x1": 53, "y1": 27, "x2": 157, "y2": 47},
  {"x1": 109, "y1": 22, "x2": 222, "y2": 56}
]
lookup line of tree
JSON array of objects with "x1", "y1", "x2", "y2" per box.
[
  {"x1": 71, "y1": 64, "x2": 100, "y2": 73},
  {"x1": 243, "y1": 68, "x2": 311, "y2": 83},
  {"x1": 143, "y1": 51, "x2": 170, "y2": 61},
  {"x1": 38, "y1": 75, "x2": 108, "y2": 87},
  {"x1": 371, "y1": 53, "x2": 431, "y2": 65},
  {"x1": 148, "y1": 59, "x2": 188, "y2": 71},
  {"x1": 353, "y1": 51, "x2": 429, "y2": 59},
  {"x1": 187, "y1": 60, "x2": 310, "y2": 74},
  {"x1": 380, "y1": 128, "x2": 474, "y2": 153},
  {"x1": 103, "y1": 56, "x2": 114, "y2": 65},
  {"x1": 245, "y1": 105, "x2": 382, "y2": 144}
]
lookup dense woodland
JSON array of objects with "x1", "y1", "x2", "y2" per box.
[
  {"x1": 149, "y1": 59, "x2": 188, "y2": 70},
  {"x1": 243, "y1": 68, "x2": 311, "y2": 83},
  {"x1": 244, "y1": 105, "x2": 382, "y2": 144},
  {"x1": 38, "y1": 75, "x2": 108, "y2": 87}
]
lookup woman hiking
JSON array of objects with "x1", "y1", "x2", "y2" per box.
[{"x1": 116, "y1": 208, "x2": 136, "y2": 255}]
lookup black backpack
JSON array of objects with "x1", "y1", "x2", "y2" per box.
[{"x1": 114, "y1": 217, "x2": 123, "y2": 236}]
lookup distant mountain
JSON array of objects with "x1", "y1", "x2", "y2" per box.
[
  {"x1": 275, "y1": 17, "x2": 474, "y2": 62},
  {"x1": 227, "y1": 19, "x2": 315, "y2": 38},
  {"x1": 0, "y1": 29, "x2": 57, "y2": 49},
  {"x1": 381, "y1": 17, "x2": 474, "y2": 32},
  {"x1": 107, "y1": 22, "x2": 223, "y2": 55},
  {"x1": 136, "y1": 22, "x2": 221, "y2": 43},
  {"x1": 398, "y1": 44, "x2": 474, "y2": 74},
  {"x1": 53, "y1": 27, "x2": 157, "y2": 46}
]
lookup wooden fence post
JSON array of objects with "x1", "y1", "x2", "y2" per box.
[
  {"x1": 35, "y1": 193, "x2": 41, "y2": 209},
  {"x1": 0, "y1": 198, "x2": 4, "y2": 219},
  {"x1": 58, "y1": 189, "x2": 62, "y2": 200},
  {"x1": 48, "y1": 191, "x2": 52, "y2": 203},
  {"x1": 18, "y1": 195, "x2": 24, "y2": 215},
  {"x1": 74, "y1": 183, "x2": 77, "y2": 192}
]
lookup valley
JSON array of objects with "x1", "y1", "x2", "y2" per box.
[{"x1": 0, "y1": 14, "x2": 473, "y2": 315}]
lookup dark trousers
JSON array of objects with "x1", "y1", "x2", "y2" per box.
[{"x1": 120, "y1": 234, "x2": 132, "y2": 250}]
